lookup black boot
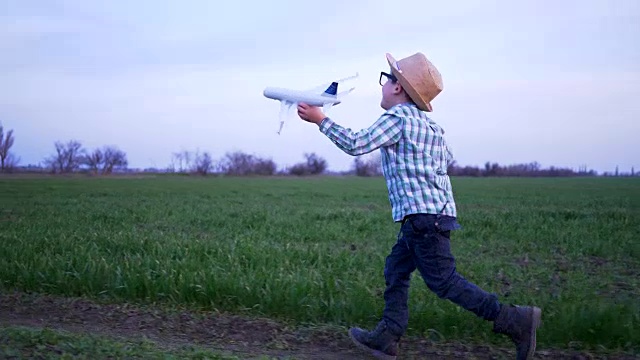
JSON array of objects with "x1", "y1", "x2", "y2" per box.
[
  {"x1": 493, "y1": 304, "x2": 542, "y2": 360},
  {"x1": 348, "y1": 320, "x2": 401, "y2": 360}
]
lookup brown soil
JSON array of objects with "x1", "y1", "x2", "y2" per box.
[{"x1": 0, "y1": 292, "x2": 635, "y2": 359}]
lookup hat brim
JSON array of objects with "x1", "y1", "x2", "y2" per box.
[{"x1": 386, "y1": 53, "x2": 433, "y2": 112}]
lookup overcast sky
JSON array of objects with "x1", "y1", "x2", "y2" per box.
[{"x1": 2, "y1": 0, "x2": 639, "y2": 173}]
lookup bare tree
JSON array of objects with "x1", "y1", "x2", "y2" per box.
[
  {"x1": 172, "y1": 152, "x2": 184, "y2": 172},
  {"x1": 102, "y1": 146, "x2": 128, "y2": 174},
  {"x1": 353, "y1": 152, "x2": 382, "y2": 176},
  {"x1": 288, "y1": 152, "x2": 328, "y2": 176},
  {"x1": 288, "y1": 163, "x2": 309, "y2": 176},
  {"x1": 304, "y1": 152, "x2": 327, "y2": 175},
  {"x1": 0, "y1": 123, "x2": 17, "y2": 172},
  {"x1": 3, "y1": 153, "x2": 20, "y2": 173},
  {"x1": 45, "y1": 140, "x2": 85, "y2": 174},
  {"x1": 253, "y1": 157, "x2": 277, "y2": 175},
  {"x1": 83, "y1": 148, "x2": 104, "y2": 174},
  {"x1": 220, "y1": 151, "x2": 254, "y2": 175},
  {"x1": 193, "y1": 151, "x2": 213, "y2": 175},
  {"x1": 171, "y1": 150, "x2": 200, "y2": 173},
  {"x1": 182, "y1": 150, "x2": 192, "y2": 172},
  {"x1": 220, "y1": 150, "x2": 276, "y2": 176}
]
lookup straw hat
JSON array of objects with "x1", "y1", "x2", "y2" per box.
[{"x1": 386, "y1": 52, "x2": 443, "y2": 112}]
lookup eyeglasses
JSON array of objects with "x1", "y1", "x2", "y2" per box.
[{"x1": 379, "y1": 71, "x2": 397, "y2": 86}]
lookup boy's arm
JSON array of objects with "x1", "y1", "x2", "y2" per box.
[{"x1": 317, "y1": 114, "x2": 402, "y2": 156}]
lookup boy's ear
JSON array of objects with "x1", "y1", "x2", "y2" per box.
[{"x1": 393, "y1": 82, "x2": 404, "y2": 95}]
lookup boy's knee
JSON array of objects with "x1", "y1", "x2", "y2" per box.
[{"x1": 426, "y1": 271, "x2": 461, "y2": 298}]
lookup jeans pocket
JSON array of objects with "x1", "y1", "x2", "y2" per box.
[
  {"x1": 434, "y1": 215, "x2": 462, "y2": 232},
  {"x1": 407, "y1": 215, "x2": 437, "y2": 236}
]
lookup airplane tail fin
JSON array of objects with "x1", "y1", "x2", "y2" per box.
[
  {"x1": 326, "y1": 72, "x2": 358, "y2": 97},
  {"x1": 322, "y1": 82, "x2": 338, "y2": 96}
]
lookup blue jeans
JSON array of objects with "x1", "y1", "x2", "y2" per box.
[{"x1": 382, "y1": 213, "x2": 501, "y2": 336}]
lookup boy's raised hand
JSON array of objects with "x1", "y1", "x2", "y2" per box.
[{"x1": 297, "y1": 103, "x2": 326, "y2": 125}]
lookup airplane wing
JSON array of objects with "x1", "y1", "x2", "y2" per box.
[
  {"x1": 321, "y1": 86, "x2": 355, "y2": 113},
  {"x1": 336, "y1": 72, "x2": 359, "y2": 83},
  {"x1": 303, "y1": 72, "x2": 359, "y2": 94},
  {"x1": 336, "y1": 87, "x2": 356, "y2": 99}
]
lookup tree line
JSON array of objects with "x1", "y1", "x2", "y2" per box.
[
  {"x1": 1, "y1": 122, "x2": 636, "y2": 177},
  {"x1": 166, "y1": 149, "x2": 329, "y2": 176}
]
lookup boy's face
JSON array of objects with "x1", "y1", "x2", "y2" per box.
[{"x1": 380, "y1": 71, "x2": 401, "y2": 110}]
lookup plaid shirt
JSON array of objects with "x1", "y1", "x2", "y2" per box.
[{"x1": 319, "y1": 102, "x2": 457, "y2": 222}]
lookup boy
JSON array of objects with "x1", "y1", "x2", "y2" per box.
[{"x1": 296, "y1": 52, "x2": 541, "y2": 360}]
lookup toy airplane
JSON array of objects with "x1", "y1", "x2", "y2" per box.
[{"x1": 263, "y1": 73, "x2": 358, "y2": 134}]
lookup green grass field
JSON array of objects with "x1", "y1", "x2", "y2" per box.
[{"x1": 1, "y1": 176, "x2": 639, "y2": 353}]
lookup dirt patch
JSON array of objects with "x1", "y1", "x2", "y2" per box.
[{"x1": 0, "y1": 291, "x2": 635, "y2": 359}]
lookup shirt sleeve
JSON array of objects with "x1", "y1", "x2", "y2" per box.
[{"x1": 318, "y1": 114, "x2": 403, "y2": 156}]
